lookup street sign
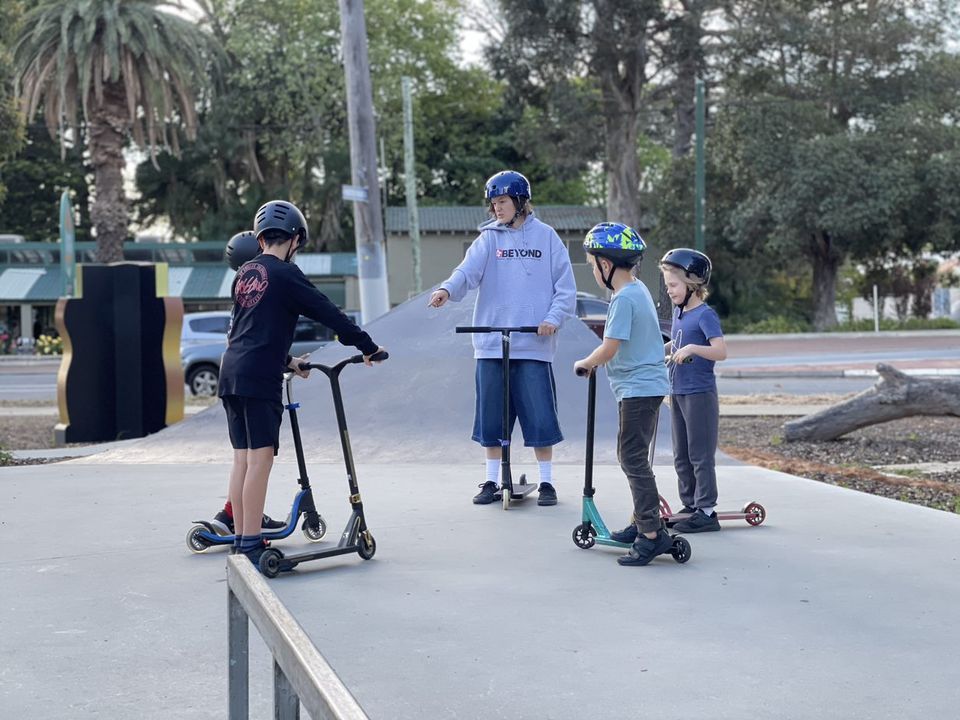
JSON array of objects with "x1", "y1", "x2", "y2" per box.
[{"x1": 341, "y1": 184, "x2": 369, "y2": 203}]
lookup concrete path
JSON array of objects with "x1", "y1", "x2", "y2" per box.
[{"x1": 1, "y1": 459, "x2": 958, "y2": 719}]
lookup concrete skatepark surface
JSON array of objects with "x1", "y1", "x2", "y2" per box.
[{"x1": 3, "y1": 294, "x2": 960, "y2": 717}]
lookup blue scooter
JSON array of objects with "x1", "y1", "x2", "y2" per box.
[{"x1": 185, "y1": 371, "x2": 328, "y2": 554}]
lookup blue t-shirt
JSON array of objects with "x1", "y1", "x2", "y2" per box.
[
  {"x1": 603, "y1": 281, "x2": 670, "y2": 401},
  {"x1": 670, "y1": 303, "x2": 723, "y2": 395}
]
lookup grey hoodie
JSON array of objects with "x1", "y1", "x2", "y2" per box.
[{"x1": 440, "y1": 213, "x2": 577, "y2": 362}]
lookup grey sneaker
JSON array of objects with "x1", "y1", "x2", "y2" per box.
[
  {"x1": 473, "y1": 481, "x2": 499, "y2": 505},
  {"x1": 617, "y1": 528, "x2": 674, "y2": 566},
  {"x1": 673, "y1": 509, "x2": 721, "y2": 533}
]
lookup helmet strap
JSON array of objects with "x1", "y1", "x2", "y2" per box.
[
  {"x1": 677, "y1": 286, "x2": 694, "y2": 319},
  {"x1": 504, "y1": 197, "x2": 524, "y2": 227},
  {"x1": 283, "y1": 234, "x2": 299, "y2": 263},
  {"x1": 595, "y1": 256, "x2": 616, "y2": 291}
]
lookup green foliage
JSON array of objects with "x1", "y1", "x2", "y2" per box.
[
  {"x1": 0, "y1": 123, "x2": 91, "y2": 242},
  {"x1": 734, "y1": 316, "x2": 812, "y2": 335},
  {"x1": 0, "y1": 445, "x2": 11, "y2": 466},
  {"x1": 0, "y1": 1, "x2": 27, "y2": 205},
  {"x1": 829, "y1": 317, "x2": 960, "y2": 332}
]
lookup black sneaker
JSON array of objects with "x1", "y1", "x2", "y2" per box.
[
  {"x1": 473, "y1": 481, "x2": 499, "y2": 505},
  {"x1": 676, "y1": 506, "x2": 696, "y2": 516},
  {"x1": 617, "y1": 528, "x2": 674, "y2": 566},
  {"x1": 211, "y1": 510, "x2": 285, "y2": 535},
  {"x1": 260, "y1": 514, "x2": 285, "y2": 531},
  {"x1": 537, "y1": 482, "x2": 558, "y2": 506},
  {"x1": 609, "y1": 524, "x2": 638, "y2": 544},
  {"x1": 211, "y1": 509, "x2": 233, "y2": 535},
  {"x1": 673, "y1": 509, "x2": 721, "y2": 533}
]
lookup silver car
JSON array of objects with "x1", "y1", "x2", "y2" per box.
[{"x1": 181, "y1": 316, "x2": 338, "y2": 396}]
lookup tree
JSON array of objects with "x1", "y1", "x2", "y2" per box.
[
  {"x1": 712, "y1": 0, "x2": 960, "y2": 329},
  {"x1": 13, "y1": 0, "x2": 213, "y2": 261},
  {"x1": 0, "y1": 1, "x2": 26, "y2": 208}
]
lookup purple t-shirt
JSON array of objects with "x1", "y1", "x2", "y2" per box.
[{"x1": 670, "y1": 303, "x2": 723, "y2": 395}]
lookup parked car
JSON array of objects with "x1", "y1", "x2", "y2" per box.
[
  {"x1": 181, "y1": 316, "x2": 339, "y2": 396},
  {"x1": 181, "y1": 311, "x2": 233, "y2": 346},
  {"x1": 576, "y1": 291, "x2": 610, "y2": 339}
]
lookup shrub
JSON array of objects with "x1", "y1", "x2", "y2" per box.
[{"x1": 35, "y1": 334, "x2": 63, "y2": 355}]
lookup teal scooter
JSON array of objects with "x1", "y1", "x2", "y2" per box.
[{"x1": 571, "y1": 366, "x2": 691, "y2": 563}]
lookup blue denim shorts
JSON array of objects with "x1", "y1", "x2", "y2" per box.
[{"x1": 472, "y1": 359, "x2": 563, "y2": 448}]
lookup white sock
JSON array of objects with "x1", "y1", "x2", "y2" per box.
[
  {"x1": 486, "y1": 459, "x2": 499, "y2": 486},
  {"x1": 701, "y1": 508, "x2": 715, "y2": 516},
  {"x1": 538, "y1": 461, "x2": 553, "y2": 486}
]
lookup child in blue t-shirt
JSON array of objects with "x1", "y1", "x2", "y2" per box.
[
  {"x1": 574, "y1": 223, "x2": 673, "y2": 567},
  {"x1": 660, "y1": 249, "x2": 727, "y2": 533}
]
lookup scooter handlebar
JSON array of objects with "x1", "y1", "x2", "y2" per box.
[
  {"x1": 299, "y1": 350, "x2": 389, "y2": 372},
  {"x1": 575, "y1": 366, "x2": 593, "y2": 377},
  {"x1": 456, "y1": 326, "x2": 540, "y2": 334}
]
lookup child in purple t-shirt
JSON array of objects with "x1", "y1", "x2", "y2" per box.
[{"x1": 660, "y1": 249, "x2": 727, "y2": 533}]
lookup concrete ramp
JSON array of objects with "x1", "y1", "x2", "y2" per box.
[{"x1": 85, "y1": 291, "x2": 671, "y2": 465}]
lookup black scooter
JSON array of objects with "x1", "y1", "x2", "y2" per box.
[
  {"x1": 258, "y1": 350, "x2": 388, "y2": 577},
  {"x1": 456, "y1": 326, "x2": 539, "y2": 510}
]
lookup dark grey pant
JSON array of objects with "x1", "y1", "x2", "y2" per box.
[
  {"x1": 618, "y1": 396, "x2": 665, "y2": 534},
  {"x1": 671, "y1": 391, "x2": 719, "y2": 511}
]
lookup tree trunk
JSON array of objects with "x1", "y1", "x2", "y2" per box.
[
  {"x1": 810, "y1": 230, "x2": 839, "y2": 330},
  {"x1": 783, "y1": 364, "x2": 960, "y2": 442},
  {"x1": 88, "y1": 84, "x2": 129, "y2": 263},
  {"x1": 603, "y1": 106, "x2": 641, "y2": 230},
  {"x1": 671, "y1": 2, "x2": 705, "y2": 158}
]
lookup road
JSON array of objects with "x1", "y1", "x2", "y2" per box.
[{"x1": 1, "y1": 329, "x2": 956, "y2": 401}]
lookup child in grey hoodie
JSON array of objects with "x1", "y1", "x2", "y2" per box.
[{"x1": 429, "y1": 170, "x2": 577, "y2": 505}]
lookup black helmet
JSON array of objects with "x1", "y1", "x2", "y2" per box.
[
  {"x1": 660, "y1": 248, "x2": 712, "y2": 286},
  {"x1": 224, "y1": 231, "x2": 260, "y2": 271},
  {"x1": 254, "y1": 200, "x2": 308, "y2": 248}
]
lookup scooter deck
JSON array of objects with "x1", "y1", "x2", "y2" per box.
[{"x1": 494, "y1": 480, "x2": 537, "y2": 500}]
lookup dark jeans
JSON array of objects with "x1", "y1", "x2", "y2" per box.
[{"x1": 618, "y1": 396, "x2": 664, "y2": 534}]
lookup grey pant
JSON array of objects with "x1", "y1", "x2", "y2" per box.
[
  {"x1": 618, "y1": 396, "x2": 664, "y2": 534},
  {"x1": 671, "y1": 391, "x2": 719, "y2": 511}
]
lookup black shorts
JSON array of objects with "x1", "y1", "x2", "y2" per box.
[{"x1": 222, "y1": 395, "x2": 283, "y2": 454}]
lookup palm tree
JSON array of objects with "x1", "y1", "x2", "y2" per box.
[{"x1": 13, "y1": 0, "x2": 211, "y2": 261}]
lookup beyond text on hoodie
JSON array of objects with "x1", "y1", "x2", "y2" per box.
[{"x1": 440, "y1": 213, "x2": 577, "y2": 362}]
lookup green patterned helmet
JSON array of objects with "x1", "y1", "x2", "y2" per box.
[{"x1": 583, "y1": 222, "x2": 646, "y2": 267}]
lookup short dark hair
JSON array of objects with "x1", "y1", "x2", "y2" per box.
[{"x1": 260, "y1": 229, "x2": 293, "y2": 246}]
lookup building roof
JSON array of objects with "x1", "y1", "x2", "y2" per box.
[
  {"x1": 385, "y1": 205, "x2": 611, "y2": 234},
  {"x1": 0, "y1": 242, "x2": 357, "y2": 303}
]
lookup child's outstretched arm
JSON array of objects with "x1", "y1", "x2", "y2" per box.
[{"x1": 573, "y1": 337, "x2": 620, "y2": 375}]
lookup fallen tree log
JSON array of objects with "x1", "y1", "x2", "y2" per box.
[{"x1": 783, "y1": 364, "x2": 960, "y2": 442}]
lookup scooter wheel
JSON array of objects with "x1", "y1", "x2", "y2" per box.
[
  {"x1": 502, "y1": 487, "x2": 511, "y2": 511},
  {"x1": 186, "y1": 524, "x2": 212, "y2": 554},
  {"x1": 259, "y1": 548, "x2": 285, "y2": 578},
  {"x1": 358, "y1": 532, "x2": 376, "y2": 560},
  {"x1": 572, "y1": 523, "x2": 596, "y2": 550},
  {"x1": 302, "y1": 516, "x2": 327, "y2": 542},
  {"x1": 670, "y1": 536, "x2": 691, "y2": 564},
  {"x1": 744, "y1": 502, "x2": 766, "y2": 526}
]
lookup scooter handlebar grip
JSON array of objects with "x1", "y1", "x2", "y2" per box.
[
  {"x1": 575, "y1": 366, "x2": 591, "y2": 377},
  {"x1": 348, "y1": 350, "x2": 390, "y2": 364}
]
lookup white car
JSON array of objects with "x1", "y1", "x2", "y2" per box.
[
  {"x1": 180, "y1": 314, "x2": 346, "y2": 396},
  {"x1": 181, "y1": 311, "x2": 233, "y2": 346}
]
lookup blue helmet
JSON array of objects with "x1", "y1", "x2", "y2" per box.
[
  {"x1": 484, "y1": 170, "x2": 531, "y2": 202},
  {"x1": 583, "y1": 222, "x2": 646, "y2": 267}
]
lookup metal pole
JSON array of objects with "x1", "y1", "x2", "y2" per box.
[
  {"x1": 228, "y1": 587, "x2": 249, "y2": 720},
  {"x1": 339, "y1": 0, "x2": 391, "y2": 322},
  {"x1": 694, "y1": 77, "x2": 705, "y2": 252},
  {"x1": 274, "y1": 659, "x2": 301, "y2": 719},
  {"x1": 402, "y1": 76, "x2": 422, "y2": 295},
  {"x1": 873, "y1": 284, "x2": 880, "y2": 332}
]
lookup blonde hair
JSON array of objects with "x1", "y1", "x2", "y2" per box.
[{"x1": 661, "y1": 264, "x2": 709, "y2": 300}]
